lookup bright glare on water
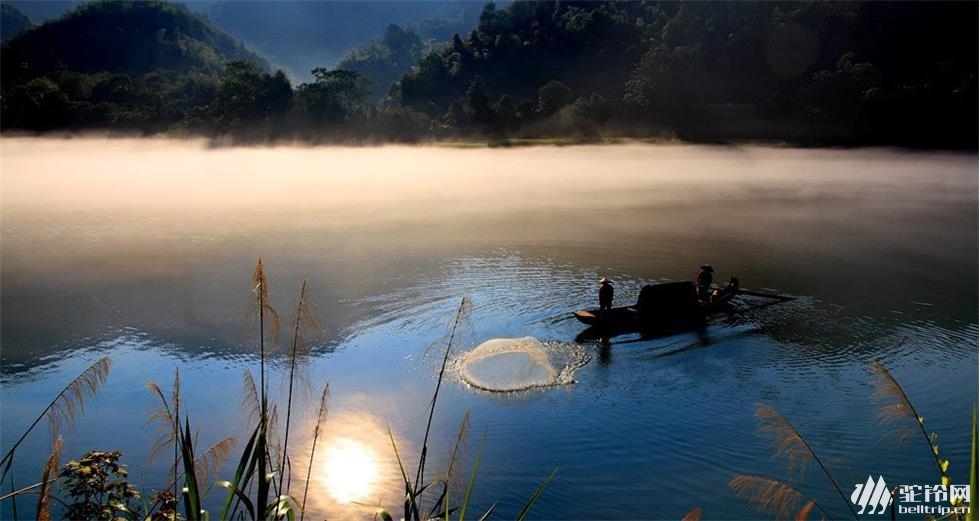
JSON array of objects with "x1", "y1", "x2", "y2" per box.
[{"x1": 0, "y1": 138, "x2": 976, "y2": 520}]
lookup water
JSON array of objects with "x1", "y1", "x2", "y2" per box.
[{"x1": 1, "y1": 139, "x2": 976, "y2": 520}]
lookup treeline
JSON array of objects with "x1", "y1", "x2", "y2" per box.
[
  {"x1": 1, "y1": 1, "x2": 976, "y2": 148},
  {"x1": 393, "y1": 1, "x2": 977, "y2": 147}
]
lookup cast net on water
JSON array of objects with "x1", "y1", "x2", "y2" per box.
[{"x1": 456, "y1": 337, "x2": 590, "y2": 392}]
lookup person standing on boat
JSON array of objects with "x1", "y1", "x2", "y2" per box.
[
  {"x1": 696, "y1": 265, "x2": 714, "y2": 302},
  {"x1": 598, "y1": 277, "x2": 614, "y2": 312}
]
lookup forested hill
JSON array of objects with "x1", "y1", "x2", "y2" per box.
[
  {"x1": 0, "y1": 0, "x2": 272, "y2": 132},
  {"x1": 0, "y1": 0, "x2": 975, "y2": 149},
  {"x1": 394, "y1": 1, "x2": 977, "y2": 147},
  {"x1": 2, "y1": 0, "x2": 266, "y2": 77}
]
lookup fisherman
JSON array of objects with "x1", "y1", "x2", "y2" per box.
[
  {"x1": 696, "y1": 265, "x2": 714, "y2": 302},
  {"x1": 598, "y1": 277, "x2": 614, "y2": 312}
]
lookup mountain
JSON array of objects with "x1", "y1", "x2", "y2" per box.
[
  {"x1": 2, "y1": 0, "x2": 267, "y2": 77},
  {"x1": 190, "y1": 0, "x2": 490, "y2": 81},
  {"x1": 1, "y1": 0, "x2": 271, "y2": 131},
  {"x1": 2, "y1": 0, "x2": 82, "y2": 25},
  {"x1": 1, "y1": 3, "x2": 31, "y2": 42}
]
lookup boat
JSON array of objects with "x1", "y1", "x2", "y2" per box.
[{"x1": 573, "y1": 278, "x2": 739, "y2": 334}]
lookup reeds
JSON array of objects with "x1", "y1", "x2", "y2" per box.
[
  {"x1": 729, "y1": 475, "x2": 828, "y2": 521},
  {"x1": 35, "y1": 436, "x2": 62, "y2": 521},
  {"x1": 728, "y1": 403, "x2": 858, "y2": 520},
  {"x1": 732, "y1": 361, "x2": 975, "y2": 521},
  {"x1": 870, "y1": 360, "x2": 949, "y2": 486},
  {"x1": 1, "y1": 260, "x2": 553, "y2": 520},
  {"x1": 0, "y1": 356, "x2": 113, "y2": 484}
]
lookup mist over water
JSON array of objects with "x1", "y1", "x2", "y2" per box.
[{"x1": 1, "y1": 138, "x2": 976, "y2": 519}]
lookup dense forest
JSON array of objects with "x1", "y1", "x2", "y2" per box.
[{"x1": 1, "y1": 0, "x2": 976, "y2": 148}]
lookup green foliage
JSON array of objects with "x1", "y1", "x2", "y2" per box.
[
  {"x1": 294, "y1": 69, "x2": 370, "y2": 126},
  {"x1": 338, "y1": 25, "x2": 425, "y2": 104},
  {"x1": 60, "y1": 451, "x2": 140, "y2": 521},
  {"x1": 210, "y1": 60, "x2": 293, "y2": 132},
  {"x1": 0, "y1": 0, "x2": 975, "y2": 145},
  {"x1": 536, "y1": 80, "x2": 573, "y2": 117}
]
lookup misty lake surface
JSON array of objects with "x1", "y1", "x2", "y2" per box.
[{"x1": 1, "y1": 138, "x2": 977, "y2": 520}]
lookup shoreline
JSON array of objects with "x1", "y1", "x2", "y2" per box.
[{"x1": 1, "y1": 130, "x2": 976, "y2": 153}]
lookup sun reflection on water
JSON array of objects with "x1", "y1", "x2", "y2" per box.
[
  {"x1": 320, "y1": 437, "x2": 380, "y2": 504},
  {"x1": 292, "y1": 408, "x2": 406, "y2": 519}
]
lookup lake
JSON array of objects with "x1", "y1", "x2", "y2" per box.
[{"x1": 1, "y1": 138, "x2": 976, "y2": 520}]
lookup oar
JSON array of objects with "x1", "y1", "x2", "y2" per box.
[{"x1": 737, "y1": 289, "x2": 796, "y2": 302}]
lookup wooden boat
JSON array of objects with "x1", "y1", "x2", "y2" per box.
[{"x1": 573, "y1": 278, "x2": 739, "y2": 333}]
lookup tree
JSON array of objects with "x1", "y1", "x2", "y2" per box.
[
  {"x1": 295, "y1": 68, "x2": 371, "y2": 124},
  {"x1": 465, "y1": 75, "x2": 493, "y2": 125},
  {"x1": 537, "y1": 80, "x2": 572, "y2": 117},
  {"x1": 210, "y1": 60, "x2": 292, "y2": 131}
]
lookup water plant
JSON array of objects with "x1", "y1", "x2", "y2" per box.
[{"x1": 59, "y1": 450, "x2": 141, "y2": 520}]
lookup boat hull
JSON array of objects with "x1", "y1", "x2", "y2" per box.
[{"x1": 573, "y1": 278, "x2": 739, "y2": 334}]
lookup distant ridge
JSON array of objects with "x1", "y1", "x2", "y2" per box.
[{"x1": 2, "y1": 0, "x2": 268, "y2": 77}]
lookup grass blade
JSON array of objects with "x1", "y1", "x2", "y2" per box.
[
  {"x1": 515, "y1": 467, "x2": 557, "y2": 521},
  {"x1": 180, "y1": 419, "x2": 202, "y2": 520},
  {"x1": 221, "y1": 424, "x2": 260, "y2": 519},
  {"x1": 459, "y1": 435, "x2": 486, "y2": 521}
]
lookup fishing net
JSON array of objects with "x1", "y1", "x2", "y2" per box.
[{"x1": 456, "y1": 337, "x2": 590, "y2": 392}]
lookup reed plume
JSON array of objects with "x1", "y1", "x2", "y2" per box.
[
  {"x1": 147, "y1": 368, "x2": 182, "y2": 501},
  {"x1": 681, "y1": 506, "x2": 702, "y2": 521},
  {"x1": 755, "y1": 403, "x2": 857, "y2": 520},
  {"x1": 0, "y1": 356, "x2": 112, "y2": 483},
  {"x1": 248, "y1": 258, "x2": 280, "y2": 518},
  {"x1": 277, "y1": 279, "x2": 320, "y2": 512},
  {"x1": 729, "y1": 475, "x2": 828, "y2": 521},
  {"x1": 241, "y1": 369, "x2": 261, "y2": 425},
  {"x1": 446, "y1": 410, "x2": 472, "y2": 484},
  {"x1": 194, "y1": 437, "x2": 239, "y2": 486},
  {"x1": 248, "y1": 259, "x2": 281, "y2": 399},
  {"x1": 428, "y1": 409, "x2": 471, "y2": 519},
  {"x1": 36, "y1": 436, "x2": 62, "y2": 521},
  {"x1": 870, "y1": 361, "x2": 949, "y2": 485}
]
